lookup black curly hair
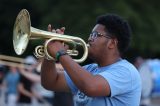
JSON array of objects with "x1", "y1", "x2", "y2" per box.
[{"x1": 96, "y1": 14, "x2": 131, "y2": 54}]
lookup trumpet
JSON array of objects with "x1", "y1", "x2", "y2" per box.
[
  {"x1": 0, "y1": 55, "x2": 31, "y2": 69},
  {"x1": 13, "y1": 9, "x2": 88, "y2": 63}
]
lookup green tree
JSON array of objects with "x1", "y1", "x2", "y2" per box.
[{"x1": 0, "y1": 0, "x2": 160, "y2": 59}]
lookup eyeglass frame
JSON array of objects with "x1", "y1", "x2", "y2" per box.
[{"x1": 89, "y1": 31, "x2": 112, "y2": 40}]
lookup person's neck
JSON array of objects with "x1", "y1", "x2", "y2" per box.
[{"x1": 97, "y1": 52, "x2": 121, "y2": 67}]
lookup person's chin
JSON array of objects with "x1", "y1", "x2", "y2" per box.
[
  {"x1": 88, "y1": 54, "x2": 96, "y2": 63},
  {"x1": 88, "y1": 51, "x2": 94, "y2": 59},
  {"x1": 88, "y1": 49, "x2": 92, "y2": 55}
]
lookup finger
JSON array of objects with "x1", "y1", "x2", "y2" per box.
[
  {"x1": 48, "y1": 24, "x2": 52, "y2": 31},
  {"x1": 52, "y1": 29, "x2": 56, "y2": 33},
  {"x1": 56, "y1": 29, "x2": 62, "y2": 34},
  {"x1": 60, "y1": 27, "x2": 65, "y2": 32},
  {"x1": 64, "y1": 44, "x2": 69, "y2": 50}
]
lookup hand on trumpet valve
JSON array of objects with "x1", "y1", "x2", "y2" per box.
[
  {"x1": 48, "y1": 24, "x2": 65, "y2": 34},
  {"x1": 46, "y1": 24, "x2": 69, "y2": 58}
]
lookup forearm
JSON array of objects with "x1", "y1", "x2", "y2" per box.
[
  {"x1": 41, "y1": 59, "x2": 58, "y2": 90},
  {"x1": 20, "y1": 71, "x2": 40, "y2": 83},
  {"x1": 59, "y1": 55, "x2": 95, "y2": 94},
  {"x1": 20, "y1": 89, "x2": 34, "y2": 98}
]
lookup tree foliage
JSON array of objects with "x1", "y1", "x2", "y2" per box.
[{"x1": 0, "y1": 0, "x2": 160, "y2": 59}]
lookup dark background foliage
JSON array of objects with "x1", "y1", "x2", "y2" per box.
[{"x1": 0, "y1": 0, "x2": 160, "y2": 62}]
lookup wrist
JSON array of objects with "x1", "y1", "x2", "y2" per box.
[
  {"x1": 44, "y1": 58, "x2": 55, "y2": 63},
  {"x1": 55, "y1": 50, "x2": 67, "y2": 61}
]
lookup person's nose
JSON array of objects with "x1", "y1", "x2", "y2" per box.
[{"x1": 88, "y1": 36, "x2": 94, "y2": 42}]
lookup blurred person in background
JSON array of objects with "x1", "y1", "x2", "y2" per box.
[
  {"x1": 19, "y1": 58, "x2": 73, "y2": 106},
  {"x1": 17, "y1": 55, "x2": 40, "y2": 106},
  {"x1": 0, "y1": 65, "x2": 6, "y2": 106},
  {"x1": 133, "y1": 56, "x2": 144, "y2": 69},
  {"x1": 19, "y1": 58, "x2": 54, "y2": 106},
  {"x1": 133, "y1": 56, "x2": 153, "y2": 106},
  {"x1": 3, "y1": 66, "x2": 20, "y2": 106},
  {"x1": 0, "y1": 66, "x2": 5, "y2": 95}
]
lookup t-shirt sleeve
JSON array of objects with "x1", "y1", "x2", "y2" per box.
[
  {"x1": 64, "y1": 71, "x2": 78, "y2": 94},
  {"x1": 98, "y1": 66, "x2": 132, "y2": 97},
  {"x1": 64, "y1": 64, "x2": 95, "y2": 94}
]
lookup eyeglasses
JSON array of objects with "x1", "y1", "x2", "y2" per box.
[{"x1": 89, "y1": 31, "x2": 111, "y2": 40}]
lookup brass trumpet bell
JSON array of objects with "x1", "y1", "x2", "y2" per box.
[
  {"x1": 13, "y1": 9, "x2": 88, "y2": 63},
  {"x1": 13, "y1": 9, "x2": 31, "y2": 55}
]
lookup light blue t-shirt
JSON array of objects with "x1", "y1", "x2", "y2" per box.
[{"x1": 64, "y1": 59, "x2": 142, "y2": 106}]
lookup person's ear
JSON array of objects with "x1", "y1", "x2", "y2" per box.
[{"x1": 108, "y1": 38, "x2": 118, "y2": 49}]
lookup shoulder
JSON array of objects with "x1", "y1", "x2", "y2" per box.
[
  {"x1": 114, "y1": 59, "x2": 141, "y2": 80},
  {"x1": 120, "y1": 59, "x2": 140, "y2": 77},
  {"x1": 98, "y1": 59, "x2": 141, "y2": 96},
  {"x1": 113, "y1": 59, "x2": 139, "y2": 73},
  {"x1": 99, "y1": 59, "x2": 141, "y2": 85},
  {"x1": 115, "y1": 59, "x2": 141, "y2": 89}
]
